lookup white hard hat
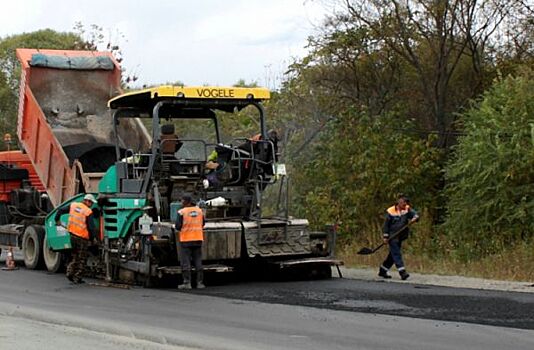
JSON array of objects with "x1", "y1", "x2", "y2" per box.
[{"x1": 83, "y1": 194, "x2": 97, "y2": 204}]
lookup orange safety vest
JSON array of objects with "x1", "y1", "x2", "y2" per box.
[
  {"x1": 67, "y1": 202, "x2": 93, "y2": 239},
  {"x1": 178, "y1": 206, "x2": 204, "y2": 242},
  {"x1": 386, "y1": 205, "x2": 411, "y2": 217}
]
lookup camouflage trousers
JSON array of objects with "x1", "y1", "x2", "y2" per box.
[{"x1": 66, "y1": 235, "x2": 89, "y2": 281}]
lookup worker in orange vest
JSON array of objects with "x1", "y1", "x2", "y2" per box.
[
  {"x1": 55, "y1": 194, "x2": 98, "y2": 284},
  {"x1": 379, "y1": 195, "x2": 419, "y2": 280},
  {"x1": 175, "y1": 195, "x2": 205, "y2": 290}
]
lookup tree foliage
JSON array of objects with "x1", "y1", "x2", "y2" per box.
[
  {"x1": 265, "y1": 1, "x2": 534, "y2": 268},
  {"x1": 299, "y1": 0, "x2": 534, "y2": 147},
  {"x1": 291, "y1": 110, "x2": 441, "y2": 240},
  {"x1": 0, "y1": 70, "x2": 14, "y2": 140},
  {"x1": 443, "y1": 68, "x2": 534, "y2": 259}
]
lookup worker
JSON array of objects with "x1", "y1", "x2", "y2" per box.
[
  {"x1": 379, "y1": 195, "x2": 419, "y2": 280},
  {"x1": 206, "y1": 149, "x2": 219, "y2": 170},
  {"x1": 205, "y1": 149, "x2": 220, "y2": 187},
  {"x1": 175, "y1": 195, "x2": 205, "y2": 289},
  {"x1": 55, "y1": 194, "x2": 98, "y2": 284}
]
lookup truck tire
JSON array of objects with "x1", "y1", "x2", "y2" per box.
[
  {"x1": 43, "y1": 233, "x2": 63, "y2": 273},
  {"x1": 22, "y1": 225, "x2": 45, "y2": 270}
]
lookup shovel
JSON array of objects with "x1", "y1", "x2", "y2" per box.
[{"x1": 357, "y1": 223, "x2": 411, "y2": 255}]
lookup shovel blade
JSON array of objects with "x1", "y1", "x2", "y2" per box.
[{"x1": 357, "y1": 247, "x2": 374, "y2": 255}]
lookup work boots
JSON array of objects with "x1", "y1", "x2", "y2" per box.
[
  {"x1": 378, "y1": 266, "x2": 392, "y2": 279},
  {"x1": 196, "y1": 270, "x2": 205, "y2": 289},
  {"x1": 178, "y1": 270, "x2": 192, "y2": 290},
  {"x1": 399, "y1": 270, "x2": 410, "y2": 280}
]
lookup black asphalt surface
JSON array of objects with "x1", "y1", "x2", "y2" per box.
[{"x1": 182, "y1": 276, "x2": 534, "y2": 330}]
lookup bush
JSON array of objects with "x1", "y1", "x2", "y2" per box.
[{"x1": 443, "y1": 68, "x2": 534, "y2": 260}]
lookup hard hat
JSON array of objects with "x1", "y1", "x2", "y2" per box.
[{"x1": 83, "y1": 194, "x2": 97, "y2": 203}]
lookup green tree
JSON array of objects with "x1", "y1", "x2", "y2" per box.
[
  {"x1": 443, "y1": 68, "x2": 534, "y2": 260},
  {"x1": 0, "y1": 70, "x2": 15, "y2": 140}
]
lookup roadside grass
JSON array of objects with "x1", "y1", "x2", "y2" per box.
[{"x1": 339, "y1": 235, "x2": 534, "y2": 282}]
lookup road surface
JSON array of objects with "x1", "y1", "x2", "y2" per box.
[{"x1": 0, "y1": 264, "x2": 533, "y2": 349}]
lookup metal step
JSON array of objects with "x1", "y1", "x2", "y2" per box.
[
  {"x1": 272, "y1": 257, "x2": 344, "y2": 278},
  {"x1": 156, "y1": 264, "x2": 233, "y2": 276},
  {"x1": 273, "y1": 257, "x2": 344, "y2": 268}
]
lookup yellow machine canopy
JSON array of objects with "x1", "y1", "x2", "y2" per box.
[{"x1": 108, "y1": 85, "x2": 271, "y2": 111}]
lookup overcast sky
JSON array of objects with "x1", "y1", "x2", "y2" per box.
[{"x1": 1, "y1": 0, "x2": 331, "y2": 89}]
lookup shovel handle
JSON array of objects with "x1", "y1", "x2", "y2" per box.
[
  {"x1": 371, "y1": 242, "x2": 386, "y2": 253},
  {"x1": 370, "y1": 222, "x2": 412, "y2": 254},
  {"x1": 384, "y1": 222, "x2": 412, "y2": 242},
  {"x1": 356, "y1": 221, "x2": 415, "y2": 255}
]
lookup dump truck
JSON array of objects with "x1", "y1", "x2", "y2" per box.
[
  {"x1": 0, "y1": 48, "x2": 149, "y2": 271},
  {"x1": 1, "y1": 48, "x2": 341, "y2": 285}
]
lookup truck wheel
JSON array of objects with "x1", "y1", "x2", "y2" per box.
[
  {"x1": 43, "y1": 234, "x2": 63, "y2": 273},
  {"x1": 22, "y1": 225, "x2": 45, "y2": 270}
]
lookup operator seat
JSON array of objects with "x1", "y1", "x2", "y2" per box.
[
  {"x1": 160, "y1": 124, "x2": 183, "y2": 175},
  {"x1": 160, "y1": 124, "x2": 182, "y2": 154}
]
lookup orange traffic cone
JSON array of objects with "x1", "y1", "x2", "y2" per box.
[{"x1": 2, "y1": 247, "x2": 18, "y2": 271}]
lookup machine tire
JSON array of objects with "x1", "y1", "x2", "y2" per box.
[
  {"x1": 22, "y1": 225, "x2": 45, "y2": 270},
  {"x1": 43, "y1": 233, "x2": 63, "y2": 273}
]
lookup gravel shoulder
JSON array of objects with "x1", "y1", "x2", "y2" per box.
[{"x1": 339, "y1": 266, "x2": 534, "y2": 293}]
